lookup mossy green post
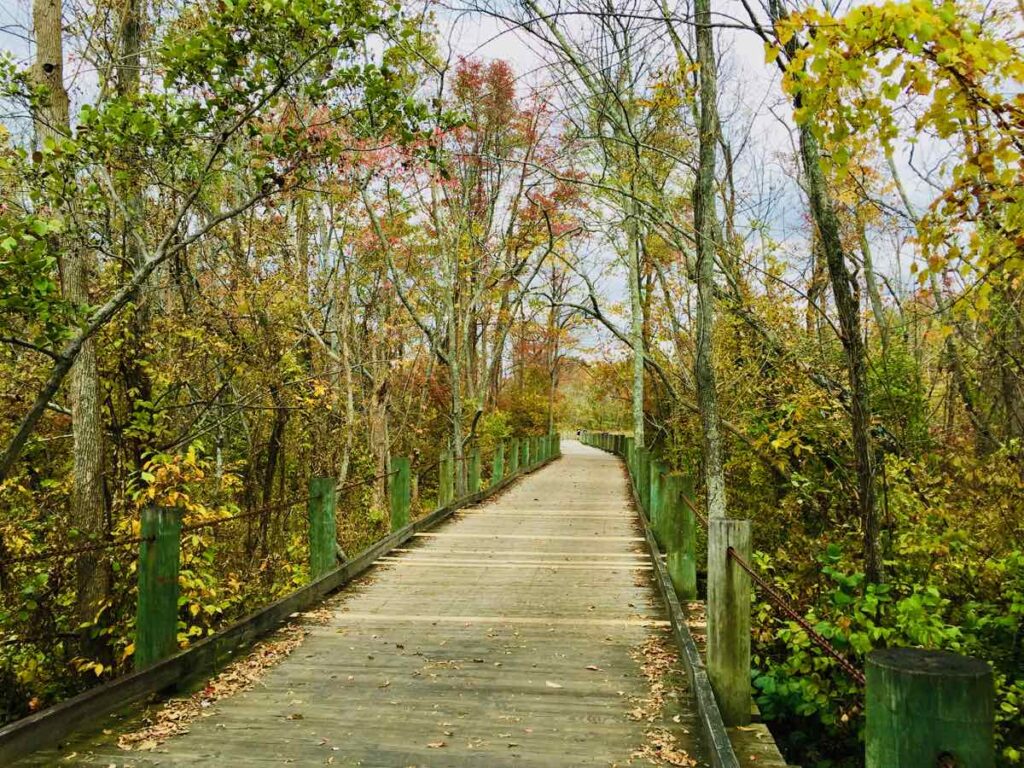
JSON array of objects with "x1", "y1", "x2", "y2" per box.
[
  {"x1": 389, "y1": 457, "x2": 411, "y2": 532},
  {"x1": 135, "y1": 506, "x2": 183, "y2": 671},
  {"x1": 492, "y1": 442, "x2": 505, "y2": 486},
  {"x1": 625, "y1": 437, "x2": 635, "y2": 481},
  {"x1": 509, "y1": 438, "x2": 519, "y2": 474},
  {"x1": 636, "y1": 447, "x2": 651, "y2": 514},
  {"x1": 468, "y1": 445, "x2": 481, "y2": 494},
  {"x1": 662, "y1": 472, "x2": 697, "y2": 599},
  {"x1": 522, "y1": 437, "x2": 531, "y2": 468},
  {"x1": 307, "y1": 476, "x2": 337, "y2": 579},
  {"x1": 866, "y1": 648, "x2": 994, "y2": 768},
  {"x1": 707, "y1": 517, "x2": 752, "y2": 726},
  {"x1": 438, "y1": 451, "x2": 454, "y2": 507},
  {"x1": 649, "y1": 460, "x2": 664, "y2": 543}
]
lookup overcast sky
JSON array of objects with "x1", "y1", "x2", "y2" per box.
[{"x1": 0, "y1": 0, "x2": 935, "y2": 358}]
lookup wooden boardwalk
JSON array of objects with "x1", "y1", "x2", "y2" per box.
[{"x1": 39, "y1": 442, "x2": 707, "y2": 766}]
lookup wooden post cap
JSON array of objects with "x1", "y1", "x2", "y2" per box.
[{"x1": 866, "y1": 648, "x2": 994, "y2": 768}]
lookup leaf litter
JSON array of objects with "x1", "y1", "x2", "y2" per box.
[
  {"x1": 626, "y1": 630, "x2": 699, "y2": 767},
  {"x1": 116, "y1": 613, "x2": 325, "y2": 751}
]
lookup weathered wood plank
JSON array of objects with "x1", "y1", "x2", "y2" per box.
[
  {"x1": 20, "y1": 442, "x2": 709, "y2": 768},
  {"x1": 1, "y1": 456, "x2": 556, "y2": 765}
]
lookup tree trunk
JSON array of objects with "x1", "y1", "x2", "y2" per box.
[
  {"x1": 694, "y1": 0, "x2": 727, "y2": 521},
  {"x1": 627, "y1": 196, "x2": 646, "y2": 447},
  {"x1": 798, "y1": 124, "x2": 881, "y2": 583},
  {"x1": 33, "y1": 0, "x2": 111, "y2": 650},
  {"x1": 448, "y1": 262, "x2": 466, "y2": 496},
  {"x1": 116, "y1": 0, "x2": 152, "y2": 474},
  {"x1": 858, "y1": 215, "x2": 890, "y2": 357}
]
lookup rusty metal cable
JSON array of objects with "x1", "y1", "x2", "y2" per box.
[
  {"x1": 680, "y1": 492, "x2": 709, "y2": 529},
  {"x1": 0, "y1": 534, "x2": 155, "y2": 566},
  {"x1": 180, "y1": 498, "x2": 310, "y2": 535},
  {"x1": 673, "y1": 486, "x2": 865, "y2": 686},
  {"x1": 336, "y1": 467, "x2": 398, "y2": 493},
  {"x1": 726, "y1": 545, "x2": 866, "y2": 686}
]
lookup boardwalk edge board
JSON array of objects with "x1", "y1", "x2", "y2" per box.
[
  {"x1": 622, "y1": 473, "x2": 742, "y2": 768},
  {"x1": 0, "y1": 456, "x2": 559, "y2": 765},
  {"x1": 610, "y1": 445, "x2": 788, "y2": 768}
]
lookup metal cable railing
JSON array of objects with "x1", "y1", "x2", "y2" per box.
[
  {"x1": 726, "y1": 545, "x2": 866, "y2": 686},
  {"x1": 0, "y1": 533, "x2": 154, "y2": 566},
  {"x1": 685, "y1": 497, "x2": 866, "y2": 686},
  {"x1": 2, "y1": 436, "x2": 548, "y2": 566}
]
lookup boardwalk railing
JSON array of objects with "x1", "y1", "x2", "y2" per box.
[
  {"x1": 0, "y1": 432, "x2": 561, "y2": 763},
  {"x1": 580, "y1": 431, "x2": 997, "y2": 768}
]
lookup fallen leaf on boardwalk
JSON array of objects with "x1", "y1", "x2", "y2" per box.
[
  {"x1": 117, "y1": 623, "x2": 308, "y2": 751},
  {"x1": 585, "y1": 665, "x2": 602, "y2": 671},
  {"x1": 286, "y1": 713, "x2": 304, "y2": 720},
  {"x1": 545, "y1": 680, "x2": 563, "y2": 688},
  {"x1": 632, "y1": 729, "x2": 697, "y2": 766},
  {"x1": 378, "y1": 679, "x2": 391, "y2": 688},
  {"x1": 427, "y1": 740, "x2": 446, "y2": 748}
]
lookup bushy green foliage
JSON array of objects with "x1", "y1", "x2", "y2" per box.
[{"x1": 751, "y1": 450, "x2": 1024, "y2": 767}]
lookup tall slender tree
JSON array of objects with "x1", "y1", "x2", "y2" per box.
[{"x1": 32, "y1": 0, "x2": 110, "y2": 644}]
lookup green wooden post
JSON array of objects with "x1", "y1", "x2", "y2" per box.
[
  {"x1": 636, "y1": 447, "x2": 651, "y2": 513},
  {"x1": 866, "y1": 649, "x2": 994, "y2": 768},
  {"x1": 438, "y1": 451, "x2": 454, "y2": 507},
  {"x1": 625, "y1": 437, "x2": 635, "y2": 480},
  {"x1": 307, "y1": 476, "x2": 337, "y2": 579},
  {"x1": 468, "y1": 445, "x2": 481, "y2": 494},
  {"x1": 649, "y1": 460, "x2": 664, "y2": 542},
  {"x1": 389, "y1": 457, "x2": 411, "y2": 532},
  {"x1": 135, "y1": 506, "x2": 182, "y2": 671},
  {"x1": 509, "y1": 438, "x2": 520, "y2": 474},
  {"x1": 522, "y1": 437, "x2": 531, "y2": 468},
  {"x1": 492, "y1": 441, "x2": 505, "y2": 486},
  {"x1": 556, "y1": 432, "x2": 561, "y2": 455},
  {"x1": 707, "y1": 517, "x2": 752, "y2": 726},
  {"x1": 662, "y1": 473, "x2": 697, "y2": 600}
]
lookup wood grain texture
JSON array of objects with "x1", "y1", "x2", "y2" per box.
[{"x1": 26, "y1": 441, "x2": 708, "y2": 767}]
